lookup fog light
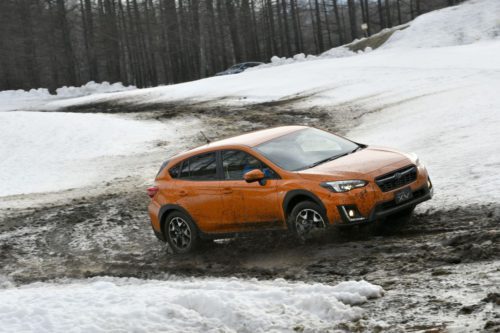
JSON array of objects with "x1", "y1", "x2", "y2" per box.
[
  {"x1": 338, "y1": 205, "x2": 366, "y2": 223},
  {"x1": 427, "y1": 178, "x2": 432, "y2": 189}
]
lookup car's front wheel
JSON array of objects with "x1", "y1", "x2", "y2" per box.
[
  {"x1": 288, "y1": 201, "x2": 327, "y2": 243},
  {"x1": 164, "y1": 211, "x2": 199, "y2": 254}
]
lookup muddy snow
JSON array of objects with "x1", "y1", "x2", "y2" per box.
[{"x1": 1, "y1": 0, "x2": 500, "y2": 331}]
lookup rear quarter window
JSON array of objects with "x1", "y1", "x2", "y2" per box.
[
  {"x1": 156, "y1": 160, "x2": 170, "y2": 178},
  {"x1": 169, "y1": 164, "x2": 181, "y2": 179}
]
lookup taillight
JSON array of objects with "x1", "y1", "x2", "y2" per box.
[{"x1": 147, "y1": 186, "x2": 159, "y2": 198}]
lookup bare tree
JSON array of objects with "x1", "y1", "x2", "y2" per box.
[{"x1": 0, "y1": 0, "x2": 464, "y2": 91}]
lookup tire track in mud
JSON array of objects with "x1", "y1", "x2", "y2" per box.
[
  {"x1": 0, "y1": 189, "x2": 499, "y2": 331},
  {"x1": 0, "y1": 189, "x2": 498, "y2": 284}
]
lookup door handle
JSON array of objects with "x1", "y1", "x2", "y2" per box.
[
  {"x1": 222, "y1": 188, "x2": 233, "y2": 194},
  {"x1": 179, "y1": 190, "x2": 188, "y2": 197}
]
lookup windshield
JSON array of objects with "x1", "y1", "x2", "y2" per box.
[{"x1": 254, "y1": 128, "x2": 359, "y2": 171}]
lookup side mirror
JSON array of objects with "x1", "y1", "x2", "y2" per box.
[{"x1": 243, "y1": 169, "x2": 265, "y2": 184}]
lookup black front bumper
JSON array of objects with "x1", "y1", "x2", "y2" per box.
[{"x1": 337, "y1": 185, "x2": 433, "y2": 226}]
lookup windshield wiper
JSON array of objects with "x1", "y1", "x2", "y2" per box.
[
  {"x1": 300, "y1": 152, "x2": 349, "y2": 170},
  {"x1": 299, "y1": 146, "x2": 363, "y2": 171},
  {"x1": 351, "y1": 146, "x2": 363, "y2": 153}
]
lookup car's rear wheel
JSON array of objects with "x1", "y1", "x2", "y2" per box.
[
  {"x1": 164, "y1": 211, "x2": 199, "y2": 254},
  {"x1": 288, "y1": 201, "x2": 327, "y2": 243}
]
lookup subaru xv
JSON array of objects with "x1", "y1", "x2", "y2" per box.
[{"x1": 147, "y1": 126, "x2": 433, "y2": 253}]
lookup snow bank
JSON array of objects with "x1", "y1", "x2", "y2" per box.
[
  {"x1": 0, "y1": 277, "x2": 383, "y2": 332},
  {"x1": 347, "y1": 71, "x2": 500, "y2": 207},
  {"x1": 55, "y1": 81, "x2": 136, "y2": 98},
  {"x1": 0, "y1": 81, "x2": 135, "y2": 112},
  {"x1": 261, "y1": 46, "x2": 355, "y2": 69},
  {"x1": 0, "y1": 111, "x2": 200, "y2": 197},
  {"x1": 383, "y1": 0, "x2": 500, "y2": 48}
]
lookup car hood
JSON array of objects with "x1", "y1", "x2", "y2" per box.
[{"x1": 297, "y1": 146, "x2": 414, "y2": 180}]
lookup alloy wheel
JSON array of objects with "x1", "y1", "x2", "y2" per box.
[
  {"x1": 168, "y1": 217, "x2": 192, "y2": 250},
  {"x1": 295, "y1": 208, "x2": 325, "y2": 239}
]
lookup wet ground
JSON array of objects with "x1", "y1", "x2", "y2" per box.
[
  {"x1": 1, "y1": 103, "x2": 499, "y2": 332},
  {"x1": 1, "y1": 188, "x2": 499, "y2": 331}
]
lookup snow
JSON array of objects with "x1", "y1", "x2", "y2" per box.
[
  {"x1": 262, "y1": 46, "x2": 355, "y2": 68},
  {"x1": 382, "y1": 0, "x2": 500, "y2": 48},
  {"x1": 54, "y1": 81, "x2": 136, "y2": 98},
  {"x1": 0, "y1": 277, "x2": 383, "y2": 333},
  {"x1": 0, "y1": 112, "x2": 200, "y2": 197},
  {"x1": 0, "y1": 81, "x2": 135, "y2": 112},
  {"x1": 31, "y1": 0, "x2": 500, "y2": 207},
  {"x1": 348, "y1": 73, "x2": 500, "y2": 207},
  {"x1": 1, "y1": 0, "x2": 498, "y2": 205}
]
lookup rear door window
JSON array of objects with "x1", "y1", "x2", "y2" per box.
[{"x1": 179, "y1": 152, "x2": 218, "y2": 181}]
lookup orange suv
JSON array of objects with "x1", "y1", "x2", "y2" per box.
[{"x1": 147, "y1": 126, "x2": 433, "y2": 253}]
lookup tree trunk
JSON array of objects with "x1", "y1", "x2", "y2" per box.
[
  {"x1": 332, "y1": 0, "x2": 344, "y2": 45},
  {"x1": 290, "y1": 0, "x2": 303, "y2": 52},
  {"x1": 347, "y1": 0, "x2": 358, "y2": 40},
  {"x1": 281, "y1": 0, "x2": 293, "y2": 55},
  {"x1": 313, "y1": 0, "x2": 324, "y2": 52},
  {"x1": 226, "y1": 0, "x2": 243, "y2": 62},
  {"x1": 384, "y1": 0, "x2": 392, "y2": 28},
  {"x1": 19, "y1": 0, "x2": 41, "y2": 89},
  {"x1": 396, "y1": 0, "x2": 402, "y2": 25},
  {"x1": 364, "y1": 0, "x2": 371, "y2": 35},
  {"x1": 322, "y1": 0, "x2": 333, "y2": 47},
  {"x1": 56, "y1": 0, "x2": 77, "y2": 86},
  {"x1": 377, "y1": 0, "x2": 385, "y2": 28}
]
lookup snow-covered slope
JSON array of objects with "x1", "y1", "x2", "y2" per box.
[
  {"x1": 2, "y1": 0, "x2": 499, "y2": 206},
  {"x1": 40, "y1": 0, "x2": 500, "y2": 109},
  {"x1": 0, "y1": 277, "x2": 383, "y2": 332},
  {"x1": 382, "y1": 0, "x2": 500, "y2": 48},
  {"x1": 0, "y1": 112, "x2": 200, "y2": 197},
  {"x1": 37, "y1": 0, "x2": 500, "y2": 208}
]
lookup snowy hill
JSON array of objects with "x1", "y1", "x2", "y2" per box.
[
  {"x1": 37, "y1": 0, "x2": 500, "y2": 109},
  {"x1": 382, "y1": 0, "x2": 500, "y2": 48},
  {"x1": 1, "y1": 1, "x2": 499, "y2": 332},
  {"x1": 2, "y1": 0, "x2": 499, "y2": 207}
]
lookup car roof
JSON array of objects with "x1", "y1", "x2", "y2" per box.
[{"x1": 172, "y1": 125, "x2": 307, "y2": 160}]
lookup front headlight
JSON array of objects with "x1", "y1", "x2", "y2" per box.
[
  {"x1": 320, "y1": 180, "x2": 368, "y2": 193},
  {"x1": 409, "y1": 152, "x2": 422, "y2": 166},
  {"x1": 409, "y1": 152, "x2": 426, "y2": 169}
]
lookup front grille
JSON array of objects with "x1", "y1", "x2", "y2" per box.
[{"x1": 375, "y1": 165, "x2": 417, "y2": 192}]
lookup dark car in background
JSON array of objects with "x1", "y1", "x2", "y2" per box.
[{"x1": 215, "y1": 62, "x2": 264, "y2": 76}]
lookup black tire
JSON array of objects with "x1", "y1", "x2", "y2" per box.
[
  {"x1": 287, "y1": 201, "x2": 327, "y2": 243},
  {"x1": 164, "y1": 211, "x2": 200, "y2": 254}
]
